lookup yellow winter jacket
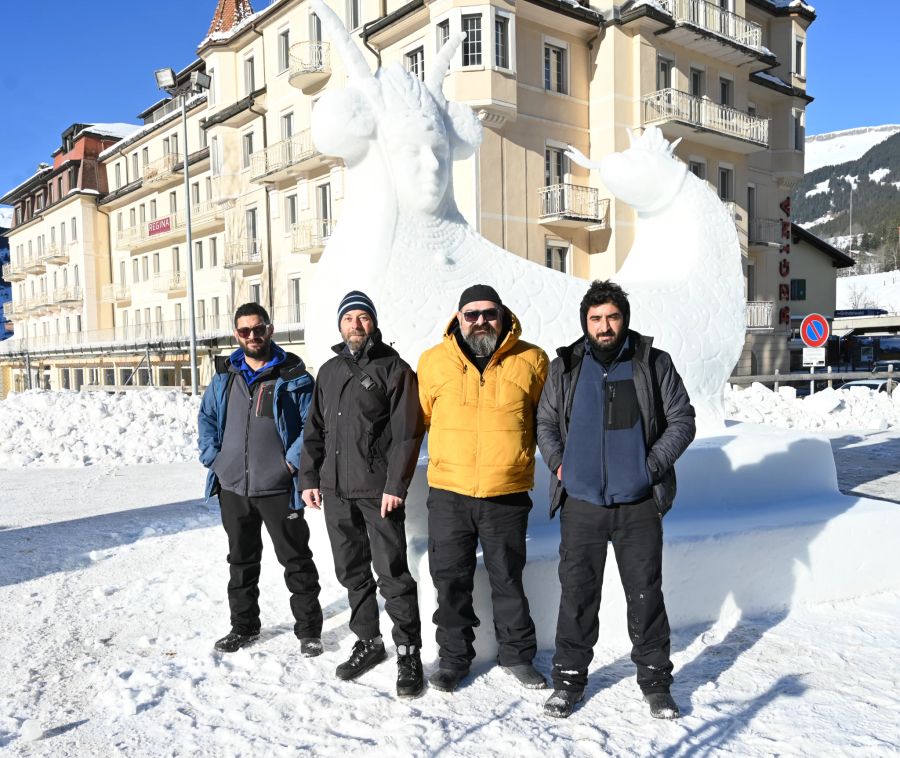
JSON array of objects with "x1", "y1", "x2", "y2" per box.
[{"x1": 417, "y1": 310, "x2": 549, "y2": 498}]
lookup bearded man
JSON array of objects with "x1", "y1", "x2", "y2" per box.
[{"x1": 417, "y1": 284, "x2": 549, "y2": 693}]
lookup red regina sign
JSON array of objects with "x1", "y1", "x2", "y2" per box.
[{"x1": 148, "y1": 217, "x2": 172, "y2": 236}]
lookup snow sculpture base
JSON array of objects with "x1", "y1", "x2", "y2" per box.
[{"x1": 399, "y1": 424, "x2": 900, "y2": 662}]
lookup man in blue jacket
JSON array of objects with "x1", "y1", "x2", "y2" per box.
[
  {"x1": 198, "y1": 303, "x2": 323, "y2": 655},
  {"x1": 536, "y1": 281, "x2": 696, "y2": 719}
]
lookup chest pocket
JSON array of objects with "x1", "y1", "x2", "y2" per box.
[
  {"x1": 255, "y1": 381, "x2": 277, "y2": 418},
  {"x1": 606, "y1": 379, "x2": 640, "y2": 430}
]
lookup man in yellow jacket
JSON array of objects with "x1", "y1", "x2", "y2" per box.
[{"x1": 417, "y1": 284, "x2": 549, "y2": 693}]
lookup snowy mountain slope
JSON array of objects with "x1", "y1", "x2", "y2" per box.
[{"x1": 805, "y1": 125, "x2": 900, "y2": 174}]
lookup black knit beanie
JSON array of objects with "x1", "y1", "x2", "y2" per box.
[
  {"x1": 338, "y1": 290, "x2": 377, "y2": 326},
  {"x1": 458, "y1": 284, "x2": 502, "y2": 310}
]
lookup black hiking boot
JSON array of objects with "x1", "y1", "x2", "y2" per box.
[
  {"x1": 543, "y1": 689, "x2": 584, "y2": 718},
  {"x1": 502, "y1": 663, "x2": 548, "y2": 689},
  {"x1": 396, "y1": 645, "x2": 424, "y2": 698},
  {"x1": 213, "y1": 631, "x2": 259, "y2": 653},
  {"x1": 645, "y1": 692, "x2": 680, "y2": 719},
  {"x1": 299, "y1": 637, "x2": 324, "y2": 658},
  {"x1": 335, "y1": 637, "x2": 387, "y2": 681},
  {"x1": 428, "y1": 667, "x2": 469, "y2": 693}
]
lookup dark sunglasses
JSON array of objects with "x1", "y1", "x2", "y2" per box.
[
  {"x1": 236, "y1": 324, "x2": 270, "y2": 339},
  {"x1": 462, "y1": 308, "x2": 500, "y2": 324}
]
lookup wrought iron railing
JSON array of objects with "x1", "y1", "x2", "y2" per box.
[
  {"x1": 642, "y1": 89, "x2": 769, "y2": 146},
  {"x1": 657, "y1": 0, "x2": 762, "y2": 49},
  {"x1": 538, "y1": 183, "x2": 609, "y2": 222}
]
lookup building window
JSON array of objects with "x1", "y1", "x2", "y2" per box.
[
  {"x1": 244, "y1": 56, "x2": 256, "y2": 94},
  {"x1": 748, "y1": 102, "x2": 758, "y2": 117},
  {"x1": 162, "y1": 137, "x2": 170, "y2": 155},
  {"x1": 142, "y1": 256, "x2": 149, "y2": 281},
  {"x1": 153, "y1": 252, "x2": 160, "y2": 274},
  {"x1": 718, "y1": 167, "x2": 733, "y2": 201},
  {"x1": 115, "y1": 164, "x2": 122, "y2": 189},
  {"x1": 129, "y1": 208, "x2": 136, "y2": 227},
  {"x1": 281, "y1": 112, "x2": 294, "y2": 141},
  {"x1": 210, "y1": 237, "x2": 218, "y2": 267},
  {"x1": 405, "y1": 47, "x2": 425, "y2": 81},
  {"x1": 195, "y1": 240, "x2": 204, "y2": 270},
  {"x1": 172, "y1": 247, "x2": 181, "y2": 272},
  {"x1": 150, "y1": 200, "x2": 157, "y2": 219},
  {"x1": 191, "y1": 182, "x2": 200, "y2": 205},
  {"x1": 242, "y1": 132, "x2": 254, "y2": 169},
  {"x1": 689, "y1": 160, "x2": 706, "y2": 180},
  {"x1": 117, "y1": 213, "x2": 123, "y2": 232},
  {"x1": 790, "y1": 279, "x2": 806, "y2": 301},
  {"x1": 544, "y1": 146, "x2": 567, "y2": 186},
  {"x1": 286, "y1": 194, "x2": 298, "y2": 229},
  {"x1": 290, "y1": 276, "x2": 303, "y2": 323},
  {"x1": 545, "y1": 244, "x2": 568, "y2": 273},
  {"x1": 169, "y1": 191, "x2": 177, "y2": 214},
  {"x1": 794, "y1": 38, "x2": 804, "y2": 76},
  {"x1": 544, "y1": 44, "x2": 567, "y2": 94},
  {"x1": 436, "y1": 19, "x2": 450, "y2": 49},
  {"x1": 690, "y1": 67, "x2": 705, "y2": 97},
  {"x1": 250, "y1": 282, "x2": 262, "y2": 304},
  {"x1": 278, "y1": 29, "x2": 291, "y2": 73},
  {"x1": 719, "y1": 77, "x2": 732, "y2": 107},
  {"x1": 207, "y1": 68, "x2": 216, "y2": 106},
  {"x1": 139, "y1": 205, "x2": 146, "y2": 224},
  {"x1": 211, "y1": 136, "x2": 221, "y2": 175},
  {"x1": 347, "y1": 0, "x2": 361, "y2": 29},
  {"x1": 142, "y1": 147, "x2": 149, "y2": 168},
  {"x1": 494, "y1": 16, "x2": 510, "y2": 69},
  {"x1": 793, "y1": 109, "x2": 805, "y2": 151},
  {"x1": 656, "y1": 56, "x2": 672, "y2": 90},
  {"x1": 462, "y1": 15, "x2": 482, "y2": 66},
  {"x1": 197, "y1": 300, "x2": 206, "y2": 331},
  {"x1": 132, "y1": 259, "x2": 139, "y2": 283},
  {"x1": 131, "y1": 153, "x2": 139, "y2": 182}
]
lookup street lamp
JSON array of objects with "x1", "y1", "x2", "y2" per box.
[{"x1": 154, "y1": 67, "x2": 210, "y2": 395}]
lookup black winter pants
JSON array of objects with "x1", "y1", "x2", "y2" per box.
[
  {"x1": 427, "y1": 488, "x2": 537, "y2": 672},
  {"x1": 552, "y1": 496, "x2": 673, "y2": 694},
  {"x1": 219, "y1": 489, "x2": 323, "y2": 639},
  {"x1": 323, "y1": 494, "x2": 421, "y2": 647}
]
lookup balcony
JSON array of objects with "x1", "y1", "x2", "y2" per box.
[
  {"x1": 655, "y1": 0, "x2": 767, "y2": 65},
  {"x1": 45, "y1": 241, "x2": 69, "y2": 265},
  {"x1": 749, "y1": 218, "x2": 787, "y2": 247},
  {"x1": 153, "y1": 271, "x2": 188, "y2": 296},
  {"x1": 53, "y1": 286, "x2": 83, "y2": 306},
  {"x1": 289, "y1": 42, "x2": 331, "y2": 93},
  {"x1": 538, "y1": 184, "x2": 610, "y2": 228},
  {"x1": 143, "y1": 153, "x2": 182, "y2": 187},
  {"x1": 2, "y1": 301, "x2": 24, "y2": 321},
  {"x1": 116, "y1": 201, "x2": 225, "y2": 251},
  {"x1": 746, "y1": 301, "x2": 774, "y2": 329},
  {"x1": 26, "y1": 293, "x2": 52, "y2": 314},
  {"x1": 250, "y1": 130, "x2": 326, "y2": 184},
  {"x1": 24, "y1": 254, "x2": 47, "y2": 275},
  {"x1": 2, "y1": 261, "x2": 26, "y2": 281},
  {"x1": 642, "y1": 89, "x2": 769, "y2": 153},
  {"x1": 224, "y1": 237, "x2": 264, "y2": 271},
  {"x1": 101, "y1": 283, "x2": 131, "y2": 305},
  {"x1": 291, "y1": 219, "x2": 335, "y2": 255}
]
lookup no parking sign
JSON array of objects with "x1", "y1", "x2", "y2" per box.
[{"x1": 800, "y1": 313, "x2": 830, "y2": 348}]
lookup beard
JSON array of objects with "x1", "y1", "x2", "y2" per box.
[
  {"x1": 343, "y1": 329, "x2": 368, "y2": 352},
  {"x1": 242, "y1": 339, "x2": 271, "y2": 360},
  {"x1": 587, "y1": 330, "x2": 624, "y2": 352},
  {"x1": 463, "y1": 324, "x2": 499, "y2": 357}
]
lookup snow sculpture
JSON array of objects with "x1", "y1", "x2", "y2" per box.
[
  {"x1": 306, "y1": 0, "x2": 743, "y2": 432},
  {"x1": 305, "y1": 0, "x2": 583, "y2": 366},
  {"x1": 568, "y1": 131, "x2": 745, "y2": 430}
]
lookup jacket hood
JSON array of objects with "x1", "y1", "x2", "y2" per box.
[{"x1": 227, "y1": 343, "x2": 308, "y2": 380}]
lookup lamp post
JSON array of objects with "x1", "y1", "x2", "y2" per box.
[{"x1": 154, "y1": 67, "x2": 211, "y2": 395}]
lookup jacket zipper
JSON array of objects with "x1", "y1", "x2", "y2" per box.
[
  {"x1": 602, "y1": 370, "x2": 612, "y2": 504},
  {"x1": 245, "y1": 381, "x2": 255, "y2": 497}
]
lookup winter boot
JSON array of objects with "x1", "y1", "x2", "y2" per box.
[
  {"x1": 428, "y1": 667, "x2": 469, "y2": 693},
  {"x1": 335, "y1": 637, "x2": 387, "y2": 681},
  {"x1": 645, "y1": 692, "x2": 680, "y2": 719},
  {"x1": 299, "y1": 637, "x2": 324, "y2": 658},
  {"x1": 214, "y1": 631, "x2": 259, "y2": 653},
  {"x1": 396, "y1": 645, "x2": 424, "y2": 698},
  {"x1": 543, "y1": 689, "x2": 584, "y2": 719},
  {"x1": 501, "y1": 663, "x2": 548, "y2": 689}
]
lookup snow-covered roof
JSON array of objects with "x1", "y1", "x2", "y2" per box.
[
  {"x1": 754, "y1": 70, "x2": 790, "y2": 88},
  {"x1": 768, "y1": 0, "x2": 815, "y2": 11},
  {"x1": 75, "y1": 123, "x2": 140, "y2": 141},
  {"x1": 199, "y1": 7, "x2": 263, "y2": 47},
  {"x1": 0, "y1": 165, "x2": 54, "y2": 203}
]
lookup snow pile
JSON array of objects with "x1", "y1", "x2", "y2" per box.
[
  {"x1": 837, "y1": 270, "x2": 900, "y2": 311},
  {"x1": 726, "y1": 382, "x2": 900, "y2": 431},
  {"x1": 0, "y1": 389, "x2": 200, "y2": 468}
]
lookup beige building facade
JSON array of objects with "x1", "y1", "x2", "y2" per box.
[{"x1": 0, "y1": 0, "x2": 843, "y2": 392}]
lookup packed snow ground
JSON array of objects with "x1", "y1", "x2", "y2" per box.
[
  {"x1": 837, "y1": 270, "x2": 900, "y2": 313},
  {"x1": 1, "y1": 390, "x2": 899, "y2": 755}
]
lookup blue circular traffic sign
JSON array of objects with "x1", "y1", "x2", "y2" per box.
[{"x1": 800, "y1": 313, "x2": 830, "y2": 348}]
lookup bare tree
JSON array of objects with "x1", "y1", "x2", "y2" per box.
[{"x1": 845, "y1": 282, "x2": 876, "y2": 309}]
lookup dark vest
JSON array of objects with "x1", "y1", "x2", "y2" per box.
[{"x1": 561, "y1": 340, "x2": 652, "y2": 506}]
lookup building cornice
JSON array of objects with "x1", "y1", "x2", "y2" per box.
[
  {"x1": 750, "y1": 71, "x2": 814, "y2": 103},
  {"x1": 746, "y1": 0, "x2": 816, "y2": 23},
  {"x1": 792, "y1": 223, "x2": 854, "y2": 268}
]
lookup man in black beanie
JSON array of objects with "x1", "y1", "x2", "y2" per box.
[
  {"x1": 299, "y1": 290, "x2": 425, "y2": 697},
  {"x1": 536, "y1": 280, "x2": 696, "y2": 719},
  {"x1": 417, "y1": 284, "x2": 549, "y2": 693}
]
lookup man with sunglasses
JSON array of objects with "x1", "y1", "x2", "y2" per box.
[
  {"x1": 417, "y1": 284, "x2": 549, "y2": 693},
  {"x1": 299, "y1": 291, "x2": 425, "y2": 697},
  {"x1": 199, "y1": 303, "x2": 323, "y2": 656}
]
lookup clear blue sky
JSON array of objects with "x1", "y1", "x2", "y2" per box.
[{"x1": 0, "y1": 0, "x2": 896, "y2": 195}]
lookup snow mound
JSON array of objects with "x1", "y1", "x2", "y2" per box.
[
  {"x1": 0, "y1": 389, "x2": 200, "y2": 468},
  {"x1": 726, "y1": 382, "x2": 900, "y2": 431}
]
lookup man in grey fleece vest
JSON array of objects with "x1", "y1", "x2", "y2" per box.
[
  {"x1": 537, "y1": 280, "x2": 696, "y2": 720},
  {"x1": 198, "y1": 303, "x2": 323, "y2": 655}
]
